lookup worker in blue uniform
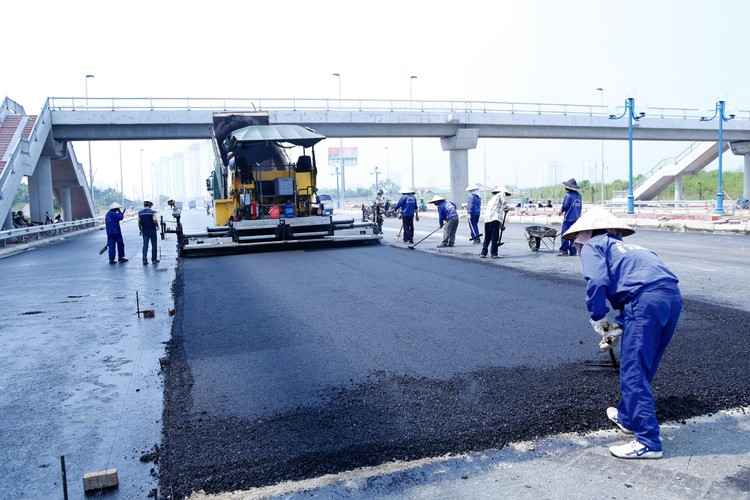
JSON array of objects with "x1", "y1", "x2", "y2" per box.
[
  {"x1": 105, "y1": 202, "x2": 128, "y2": 265},
  {"x1": 138, "y1": 201, "x2": 160, "y2": 265},
  {"x1": 562, "y1": 207, "x2": 682, "y2": 459},
  {"x1": 465, "y1": 184, "x2": 482, "y2": 244},
  {"x1": 430, "y1": 195, "x2": 458, "y2": 247},
  {"x1": 391, "y1": 188, "x2": 419, "y2": 244},
  {"x1": 557, "y1": 178, "x2": 583, "y2": 256}
]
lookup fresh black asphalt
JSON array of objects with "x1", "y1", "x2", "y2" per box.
[{"x1": 160, "y1": 232, "x2": 750, "y2": 498}]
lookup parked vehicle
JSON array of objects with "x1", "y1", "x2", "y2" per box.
[{"x1": 318, "y1": 194, "x2": 334, "y2": 215}]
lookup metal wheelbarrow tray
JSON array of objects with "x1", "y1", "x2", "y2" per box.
[{"x1": 524, "y1": 225, "x2": 559, "y2": 252}]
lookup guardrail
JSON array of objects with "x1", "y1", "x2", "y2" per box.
[
  {"x1": 47, "y1": 97, "x2": 750, "y2": 121},
  {"x1": 0, "y1": 218, "x2": 99, "y2": 248}
]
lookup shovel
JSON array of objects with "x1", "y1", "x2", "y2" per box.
[
  {"x1": 496, "y1": 206, "x2": 510, "y2": 247},
  {"x1": 99, "y1": 244, "x2": 108, "y2": 255}
]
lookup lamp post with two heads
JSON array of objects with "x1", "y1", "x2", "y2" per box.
[
  {"x1": 700, "y1": 98, "x2": 735, "y2": 214},
  {"x1": 608, "y1": 96, "x2": 645, "y2": 215}
]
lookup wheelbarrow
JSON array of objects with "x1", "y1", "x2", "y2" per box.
[{"x1": 524, "y1": 225, "x2": 558, "y2": 252}]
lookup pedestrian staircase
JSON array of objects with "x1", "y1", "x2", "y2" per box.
[
  {"x1": 1, "y1": 97, "x2": 95, "y2": 227},
  {"x1": 633, "y1": 141, "x2": 728, "y2": 200}
]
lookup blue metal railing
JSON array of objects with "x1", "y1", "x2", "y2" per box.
[{"x1": 47, "y1": 97, "x2": 749, "y2": 121}]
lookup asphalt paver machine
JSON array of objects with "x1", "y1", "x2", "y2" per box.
[{"x1": 165, "y1": 113, "x2": 382, "y2": 256}]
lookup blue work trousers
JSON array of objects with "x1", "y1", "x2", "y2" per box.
[
  {"x1": 560, "y1": 220, "x2": 577, "y2": 255},
  {"x1": 468, "y1": 213, "x2": 481, "y2": 241},
  {"x1": 107, "y1": 234, "x2": 125, "y2": 261},
  {"x1": 142, "y1": 231, "x2": 158, "y2": 261},
  {"x1": 616, "y1": 286, "x2": 682, "y2": 450}
]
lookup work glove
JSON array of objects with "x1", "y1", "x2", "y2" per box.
[
  {"x1": 598, "y1": 335, "x2": 620, "y2": 352},
  {"x1": 503, "y1": 205, "x2": 510, "y2": 213},
  {"x1": 590, "y1": 318, "x2": 609, "y2": 336},
  {"x1": 608, "y1": 323, "x2": 623, "y2": 339}
]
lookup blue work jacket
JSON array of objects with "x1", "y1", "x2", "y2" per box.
[
  {"x1": 394, "y1": 194, "x2": 418, "y2": 217},
  {"x1": 580, "y1": 233, "x2": 680, "y2": 322},
  {"x1": 467, "y1": 193, "x2": 481, "y2": 215},
  {"x1": 561, "y1": 190, "x2": 582, "y2": 222},
  {"x1": 105, "y1": 209, "x2": 124, "y2": 235},
  {"x1": 437, "y1": 201, "x2": 458, "y2": 226}
]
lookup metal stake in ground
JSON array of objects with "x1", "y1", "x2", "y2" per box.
[{"x1": 408, "y1": 225, "x2": 443, "y2": 249}]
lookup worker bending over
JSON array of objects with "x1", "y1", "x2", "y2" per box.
[{"x1": 562, "y1": 207, "x2": 682, "y2": 459}]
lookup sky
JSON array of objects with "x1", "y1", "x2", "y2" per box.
[{"x1": 3, "y1": 0, "x2": 749, "y2": 198}]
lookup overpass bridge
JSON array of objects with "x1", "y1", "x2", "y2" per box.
[{"x1": 3, "y1": 96, "x2": 750, "y2": 229}]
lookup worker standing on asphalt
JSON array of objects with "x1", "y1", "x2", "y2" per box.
[
  {"x1": 105, "y1": 202, "x2": 128, "y2": 265},
  {"x1": 480, "y1": 186, "x2": 511, "y2": 259},
  {"x1": 138, "y1": 201, "x2": 160, "y2": 265},
  {"x1": 562, "y1": 207, "x2": 682, "y2": 459},
  {"x1": 465, "y1": 183, "x2": 482, "y2": 244},
  {"x1": 391, "y1": 187, "x2": 419, "y2": 244},
  {"x1": 430, "y1": 195, "x2": 458, "y2": 247},
  {"x1": 557, "y1": 178, "x2": 583, "y2": 256}
]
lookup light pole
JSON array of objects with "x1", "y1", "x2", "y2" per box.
[
  {"x1": 409, "y1": 75, "x2": 417, "y2": 190},
  {"x1": 85, "y1": 74, "x2": 95, "y2": 198},
  {"x1": 373, "y1": 165, "x2": 381, "y2": 192},
  {"x1": 332, "y1": 73, "x2": 344, "y2": 207},
  {"x1": 608, "y1": 96, "x2": 645, "y2": 215},
  {"x1": 139, "y1": 149, "x2": 145, "y2": 204},
  {"x1": 118, "y1": 142, "x2": 124, "y2": 206},
  {"x1": 700, "y1": 98, "x2": 735, "y2": 214},
  {"x1": 332, "y1": 165, "x2": 340, "y2": 208},
  {"x1": 596, "y1": 87, "x2": 605, "y2": 204}
]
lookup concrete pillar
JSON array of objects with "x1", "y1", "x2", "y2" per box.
[
  {"x1": 28, "y1": 156, "x2": 55, "y2": 223},
  {"x1": 729, "y1": 141, "x2": 750, "y2": 199},
  {"x1": 674, "y1": 175, "x2": 683, "y2": 201},
  {"x1": 440, "y1": 129, "x2": 479, "y2": 205},
  {"x1": 58, "y1": 187, "x2": 72, "y2": 221}
]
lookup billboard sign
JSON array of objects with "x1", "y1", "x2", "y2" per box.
[{"x1": 328, "y1": 147, "x2": 358, "y2": 167}]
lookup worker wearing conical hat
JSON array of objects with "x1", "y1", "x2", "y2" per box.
[
  {"x1": 480, "y1": 186, "x2": 511, "y2": 259},
  {"x1": 557, "y1": 178, "x2": 583, "y2": 256},
  {"x1": 465, "y1": 183, "x2": 482, "y2": 244},
  {"x1": 562, "y1": 207, "x2": 682, "y2": 460},
  {"x1": 429, "y1": 195, "x2": 458, "y2": 247}
]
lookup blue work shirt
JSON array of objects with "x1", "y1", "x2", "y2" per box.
[
  {"x1": 580, "y1": 233, "x2": 679, "y2": 322},
  {"x1": 561, "y1": 190, "x2": 582, "y2": 222},
  {"x1": 138, "y1": 208, "x2": 158, "y2": 233},
  {"x1": 437, "y1": 200, "x2": 458, "y2": 226},
  {"x1": 394, "y1": 194, "x2": 418, "y2": 217},
  {"x1": 105, "y1": 209, "x2": 124, "y2": 235},
  {"x1": 467, "y1": 193, "x2": 481, "y2": 215}
]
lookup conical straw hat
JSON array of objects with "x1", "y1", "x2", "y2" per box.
[
  {"x1": 562, "y1": 207, "x2": 635, "y2": 240},
  {"x1": 429, "y1": 195, "x2": 445, "y2": 204}
]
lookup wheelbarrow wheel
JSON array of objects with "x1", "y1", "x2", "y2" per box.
[{"x1": 527, "y1": 235, "x2": 540, "y2": 252}]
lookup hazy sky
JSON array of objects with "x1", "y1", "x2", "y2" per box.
[{"x1": 3, "y1": 0, "x2": 749, "y2": 196}]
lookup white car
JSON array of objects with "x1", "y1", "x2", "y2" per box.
[{"x1": 318, "y1": 194, "x2": 334, "y2": 215}]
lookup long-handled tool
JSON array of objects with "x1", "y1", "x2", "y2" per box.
[
  {"x1": 408, "y1": 225, "x2": 442, "y2": 250},
  {"x1": 99, "y1": 243, "x2": 108, "y2": 255},
  {"x1": 395, "y1": 222, "x2": 403, "y2": 241},
  {"x1": 496, "y1": 206, "x2": 510, "y2": 247}
]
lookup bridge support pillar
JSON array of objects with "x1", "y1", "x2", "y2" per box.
[
  {"x1": 28, "y1": 156, "x2": 55, "y2": 223},
  {"x1": 58, "y1": 187, "x2": 72, "y2": 222},
  {"x1": 730, "y1": 141, "x2": 750, "y2": 199},
  {"x1": 441, "y1": 129, "x2": 479, "y2": 205},
  {"x1": 674, "y1": 175, "x2": 683, "y2": 201}
]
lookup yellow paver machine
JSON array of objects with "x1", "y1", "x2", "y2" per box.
[{"x1": 169, "y1": 113, "x2": 382, "y2": 257}]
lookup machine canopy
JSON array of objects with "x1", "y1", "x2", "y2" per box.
[{"x1": 223, "y1": 124, "x2": 326, "y2": 149}]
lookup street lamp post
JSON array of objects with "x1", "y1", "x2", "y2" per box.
[
  {"x1": 700, "y1": 98, "x2": 735, "y2": 214},
  {"x1": 409, "y1": 75, "x2": 417, "y2": 190},
  {"x1": 139, "y1": 149, "x2": 145, "y2": 204},
  {"x1": 596, "y1": 87, "x2": 605, "y2": 204},
  {"x1": 373, "y1": 165, "x2": 381, "y2": 191},
  {"x1": 333, "y1": 165, "x2": 340, "y2": 208},
  {"x1": 85, "y1": 74, "x2": 95, "y2": 198},
  {"x1": 332, "y1": 73, "x2": 344, "y2": 208},
  {"x1": 608, "y1": 97, "x2": 645, "y2": 215}
]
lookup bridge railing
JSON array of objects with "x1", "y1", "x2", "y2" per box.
[
  {"x1": 48, "y1": 97, "x2": 747, "y2": 121},
  {"x1": 0, "y1": 218, "x2": 99, "y2": 248}
]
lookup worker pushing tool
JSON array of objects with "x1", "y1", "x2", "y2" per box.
[
  {"x1": 465, "y1": 183, "x2": 482, "y2": 244},
  {"x1": 562, "y1": 207, "x2": 682, "y2": 460}
]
